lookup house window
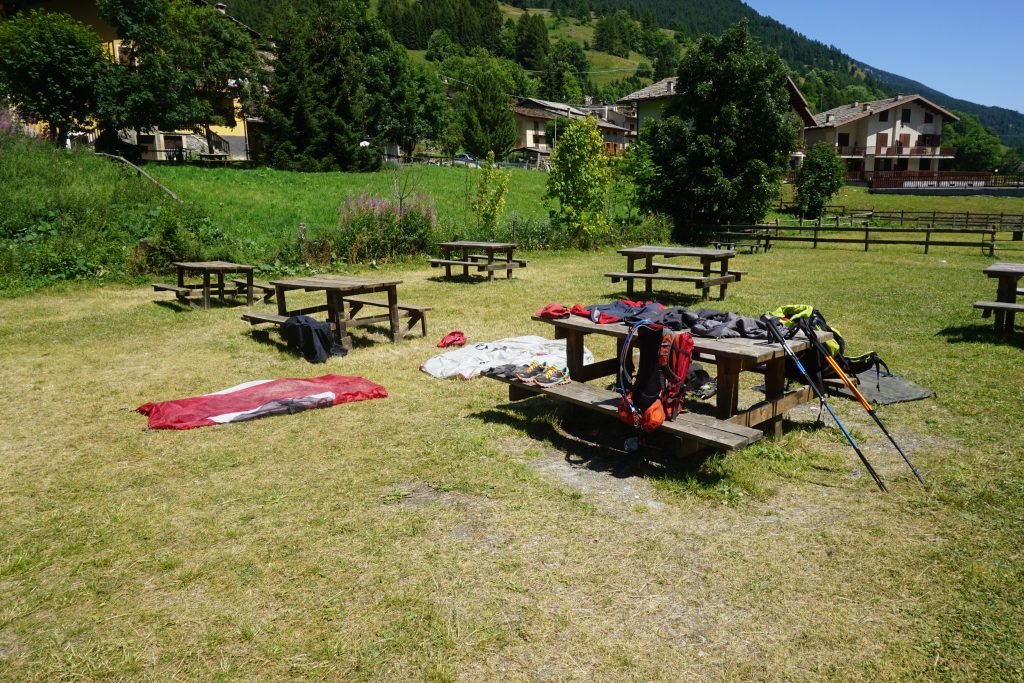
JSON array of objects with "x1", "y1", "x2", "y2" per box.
[
  {"x1": 901, "y1": 108, "x2": 911, "y2": 124},
  {"x1": 879, "y1": 110, "x2": 889, "y2": 122},
  {"x1": 919, "y1": 158, "x2": 932, "y2": 171},
  {"x1": 837, "y1": 133, "x2": 850, "y2": 148},
  {"x1": 924, "y1": 112, "x2": 934, "y2": 124}
]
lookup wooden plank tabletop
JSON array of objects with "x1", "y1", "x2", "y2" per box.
[
  {"x1": 268, "y1": 275, "x2": 402, "y2": 289},
  {"x1": 617, "y1": 246, "x2": 736, "y2": 258},
  {"x1": 437, "y1": 241, "x2": 517, "y2": 250},
  {"x1": 174, "y1": 261, "x2": 254, "y2": 271},
  {"x1": 984, "y1": 262, "x2": 1024, "y2": 276},
  {"x1": 532, "y1": 315, "x2": 827, "y2": 364}
]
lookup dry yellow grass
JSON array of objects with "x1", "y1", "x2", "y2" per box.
[{"x1": 1, "y1": 247, "x2": 1021, "y2": 681}]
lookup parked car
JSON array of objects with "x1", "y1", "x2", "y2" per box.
[{"x1": 451, "y1": 153, "x2": 479, "y2": 168}]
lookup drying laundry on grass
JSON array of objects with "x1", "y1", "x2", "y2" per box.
[{"x1": 421, "y1": 335, "x2": 593, "y2": 380}]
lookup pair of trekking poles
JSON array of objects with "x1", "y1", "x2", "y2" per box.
[{"x1": 765, "y1": 319, "x2": 925, "y2": 492}]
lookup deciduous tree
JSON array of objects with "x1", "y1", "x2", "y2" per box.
[
  {"x1": 795, "y1": 143, "x2": 845, "y2": 218},
  {"x1": 646, "y1": 21, "x2": 798, "y2": 236},
  {"x1": 0, "y1": 10, "x2": 106, "y2": 146},
  {"x1": 545, "y1": 116, "x2": 611, "y2": 247}
]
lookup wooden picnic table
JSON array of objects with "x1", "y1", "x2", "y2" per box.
[
  {"x1": 241, "y1": 274, "x2": 430, "y2": 351},
  {"x1": 975, "y1": 262, "x2": 1024, "y2": 334},
  {"x1": 491, "y1": 315, "x2": 831, "y2": 453},
  {"x1": 430, "y1": 241, "x2": 526, "y2": 280},
  {"x1": 153, "y1": 261, "x2": 254, "y2": 309},
  {"x1": 606, "y1": 246, "x2": 740, "y2": 300}
]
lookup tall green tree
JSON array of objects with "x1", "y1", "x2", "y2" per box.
[
  {"x1": 545, "y1": 116, "x2": 611, "y2": 247},
  {"x1": 646, "y1": 21, "x2": 798, "y2": 234},
  {"x1": 794, "y1": 143, "x2": 845, "y2": 218},
  {"x1": 514, "y1": 11, "x2": 549, "y2": 70},
  {"x1": 95, "y1": 0, "x2": 259, "y2": 152},
  {"x1": 0, "y1": 10, "x2": 106, "y2": 146},
  {"x1": 443, "y1": 50, "x2": 524, "y2": 159},
  {"x1": 944, "y1": 113, "x2": 1002, "y2": 171}
]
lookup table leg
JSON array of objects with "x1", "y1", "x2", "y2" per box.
[
  {"x1": 443, "y1": 247, "x2": 452, "y2": 279},
  {"x1": 644, "y1": 256, "x2": 653, "y2": 296},
  {"x1": 217, "y1": 272, "x2": 225, "y2": 302},
  {"x1": 387, "y1": 286, "x2": 401, "y2": 343},
  {"x1": 506, "y1": 249, "x2": 513, "y2": 279},
  {"x1": 462, "y1": 248, "x2": 471, "y2": 279},
  {"x1": 276, "y1": 286, "x2": 288, "y2": 317},
  {"x1": 762, "y1": 356, "x2": 786, "y2": 439},
  {"x1": 202, "y1": 272, "x2": 211, "y2": 310},
  {"x1": 994, "y1": 277, "x2": 1010, "y2": 333},
  {"x1": 176, "y1": 266, "x2": 185, "y2": 288},
  {"x1": 718, "y1": 258, "x2": 729, "y2": 300},
  {"x1": 714, "y1": 358, "x2": 741, "y2": 419},
  {"x1": 625, "y1": 256, "x2": 636, "y2": 297},
  {"x1": 701, "y1": 258, "x2": 712, "y2": 301},
  {"x1": 245, "y1": 272, "x2": 254, "y2": 306},
  {"x1": 328, "y1": 290, "x2": 353, "y2": 350},
  {"x1": 487, "y1": 249, "x2": 495, "y2": 282}
]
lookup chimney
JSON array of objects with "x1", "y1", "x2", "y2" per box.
[
  {"x1": 825, "y1": 114, "x2": 834, "y2": 123},
  {"x1": 863, "y1": 103, "x2": 871, "y2": 111},
  {"x1": 851, "y1": 101, "x2": 858, "y2": 108},
  {"x1": 894, "y1": 93, "x2": 903, "y2": 101},
  {"x1": 215, "y1": 3, "x2": 227, "y2": 13}
]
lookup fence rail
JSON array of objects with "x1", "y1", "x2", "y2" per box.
[
  {"x1": 704, "y1": 221, "x2": 1018, "y2": 255},
  {"x1": 870, "y1": 171, "x2": 1024, "y2": 189}
]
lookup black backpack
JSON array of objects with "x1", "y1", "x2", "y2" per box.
[
  {"x1": 791, "y1": 311, "x2": 888, "y2": 389},
  {"x1": 282, "y1": 315, "x2": 347, "y2": 363}
]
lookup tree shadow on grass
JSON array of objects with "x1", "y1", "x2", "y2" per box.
[
  {"x1": 243, "y1": 327, "x2": 373, "y2": 359},
  {"x1": 936, "y1": 323, "x2": 1024, "y2": 349},
  {"x1": 426, "y1": 274, "x2": 505, "y2": 285},
  {"x1": 471, "y1": 398, "x2": 728, "y2": 489},
  {"x1": 153, "y1": 297, "x2": 248, "y2": 313}
]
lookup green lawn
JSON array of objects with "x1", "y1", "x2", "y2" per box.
[
  {"x1": 145, "y1": 164, "x2": 551, "y2": 257},
  {"x1": 1, "y1": 242, "x2": 1022, "y2": 680}
]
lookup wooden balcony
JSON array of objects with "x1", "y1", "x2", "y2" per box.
[{"x1": 838, "y1": 145, "x2": 956, "y2": 158}]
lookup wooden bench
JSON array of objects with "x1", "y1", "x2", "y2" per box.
[
  {"x1": 242, "y1": 299, "x2": 431, "y2": 337},
  {"x1": 649, "y1": 263, "x2": 746, "y2": 280},
  {"x1": 232, "y1": 278, "x2": 275, "y2": 303},
  {"x1": 241, "y1": 311, "x2": 288, "y2": 326},
  {"x1": 491, "y1": 376, "x2": 762, "y2": 453},
  {"x1": 429, "y1": 258, "x2": 478, "y2": 268},
  {"x1": 343, "y1": 296, "x2": 431, "y2": 337},
  {"x1": 605, "y1": 271, "x2": 737, "y2": 300},
  {"x1": 467, "y1": 254, "x2": 528, "y2": 267},
  {"x1": 152, "y1": 283, "x2": 199, "y2": 307},
  {"x1": 713, "y1": 231, "x2": 771, "y2": 254},
  {"x1": 974, "y1": 300, "x2": 1024, "y2": 317}
]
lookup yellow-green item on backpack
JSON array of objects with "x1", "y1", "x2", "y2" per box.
[{"x1": 767, "y1": 304, "x2": 841, "y2": 355}]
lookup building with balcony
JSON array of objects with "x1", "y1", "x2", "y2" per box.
[
  {"x1": 512, "y1": 98, "x2": 633, "y2": 164},
  {"x1": 805, "y1": 94, "x2": 959, "y2": 180}
]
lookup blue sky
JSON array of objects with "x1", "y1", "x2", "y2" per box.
[{"x1": 741, "y1": 0, "x2": 1024, "y2": 114}]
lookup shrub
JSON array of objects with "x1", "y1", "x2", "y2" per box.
[
  {"x1": 546, "y1": 116, "x2": 611, "y2": 248},
  {"x1": 334, "y1": 190, "x2": 437, "y2": 264},
  {"x1": 472, "y1": 152, "x2": 511, "y2": 238},
  {"x1": 795, "y1": 143, "x2": 846, "y2": 218}
]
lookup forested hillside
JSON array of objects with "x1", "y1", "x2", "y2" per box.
[{"x1": 225, "y1": 0, "x2": 1023, "y2": 145}]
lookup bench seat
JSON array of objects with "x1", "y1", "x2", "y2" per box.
[
  {"x1": 231, "y1": 278, "x2": 276, "y2": 302},
  {"x1": 466, "y1": 254, "x2": 528, "y2": 266},
  {"x1": 605, "y1": 271, "x2": 736, "y2": 287},
  {"x1": 428, "y1": 258, "x2": 481, "y2": 268},
  {"x1": 492, "y1": 376, "x2": 762, "y2": 452},
  {"x1": 649, "y1": 263, "x2": 746, "y2": 279},
  {"x1": 974, "y1": 300, "x2": 1024, "y2": 314},
  {"x1": 242, "y1": 311, "x2": 288, "y2": 325},
  {"x1": 152, "y1": 283, "x2": 194, "y2": 296}
]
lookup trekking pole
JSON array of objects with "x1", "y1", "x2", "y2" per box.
[
  {"x1": 765, "y1": 321, "x2": 888, "y2": 492},
  {"x1": 820, "y1": 353, "x2": 925, "y2": 485}
]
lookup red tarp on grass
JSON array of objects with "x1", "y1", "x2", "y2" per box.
[{"x1": 137, "y1": 375, "x2": 387, "y2": 429}]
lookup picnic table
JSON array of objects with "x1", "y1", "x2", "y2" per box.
[
  {"x1": 492, "y1": 314, "x2": 830, "y2": 454},
  {"x1": 241, "y1": 274, "x2": 430, "y2": 350},
  {"x1": 605, "y1": 246, "x2": 741, "y2": 300},
  {"x1": 429, "y1": 241, "x2": 526, "y2": 281},
  {"x1": 153, "y1": 261, "x2": 254, "y2": 309},
  {"x1": 974, "y1": 262, "x2": 1024, "y2": 335}
]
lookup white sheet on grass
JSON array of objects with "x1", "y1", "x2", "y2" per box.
[{"x1": 420, "y1": 335, "x2": 594, "y2": 380}]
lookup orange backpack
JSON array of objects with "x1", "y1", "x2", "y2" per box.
[{"x1": 617, "y1": 322, "x2": 694, "y2": 432}]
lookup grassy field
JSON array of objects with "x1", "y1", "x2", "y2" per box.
[
  {"x1": 1, "y1": 241, "x2": 1022, "y2": 680},
  {"x1": 145, "y1": 164, "x2": 551, "y2": 258}
]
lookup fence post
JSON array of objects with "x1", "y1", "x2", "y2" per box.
[
  {"x1": 835, "y1": 216, "x2": 840, "y2": 228},
  {"x1": 924, "y1": 226, "x2": 931, "y2": 254},
  {"x1": 813, "y1": 223, "x2": 819, "y2": 249},
  {"x1": 988, "y1": 229, "x2": 995, "y2": 256},
  {"x1": 864, "y1": 224, "x2": 870, "y2": 252}
]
